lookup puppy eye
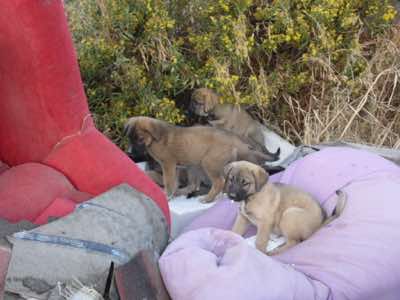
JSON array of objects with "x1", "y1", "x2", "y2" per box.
[{"x1": 243, "y1": 182, "x2": 250, "y2": 186}]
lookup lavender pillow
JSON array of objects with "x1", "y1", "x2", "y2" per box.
[{"x1": 160, "y1": 148, "x2": 400, "y2": 300}]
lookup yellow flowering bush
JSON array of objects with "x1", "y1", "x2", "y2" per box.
[{"x1": 66, "y1": 0, "x2": 396, "y2": 145}]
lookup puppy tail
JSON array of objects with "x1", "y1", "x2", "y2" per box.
[
  {"x1": 253, "y1": 147, "x2": 281, "y2": 163},
  {"x1": 261, "y1": 145, "x2": 281, "y2": 159},
  {"x1": 272, "y1": 147, "x2": 281, "y2": 160},
  {"x1": 261, "y1": 165, "x2": 285, "y2": 175},
  {"x1": 323, "y1": 190, "x2": 347, "y2": 226}
]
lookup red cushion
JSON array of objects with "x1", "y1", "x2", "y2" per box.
[
  {"x1": 44, "y1": 128, "x2": 170, "y2": 222},
  {"x1": 0, "y1": 163, "x2": 92, "y2": 222},
  {"x1": 0, "y1": 1, "x2": 90, "y2": 165},
  {"x1": 0, "y1": 161, "x2": 8, "y2": 175},
  {"x1": 33, "y1": 197, "x2": 77, "y2": 225}
]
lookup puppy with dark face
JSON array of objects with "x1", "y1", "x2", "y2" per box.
[
  {"x1": 126, "y1": 136, "x2": 151, "y2": 162},
  {"x1": 191, "y1": 88, "x2": 275, "y2": 156},
  {"x1": 124, "y1": 117, "x2": 280, "y2": 203},
  {"x1": 224, "y1": 161, "x2": 346, "y2": 255}
]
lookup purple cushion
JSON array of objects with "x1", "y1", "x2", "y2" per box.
[{"x1": 159, "y1": 147, "x2": 400, "y2": 300}]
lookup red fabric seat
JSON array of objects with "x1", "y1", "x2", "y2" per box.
[
  {"x1": 0, "y1": 163, "x2": 90, "y2": 223},
  {"x1": 0, "y1": 2, "x2": 170, "y2": 296},
  {"x1": 33, "y1": 197, "x2": 77, "y2": 225},
  {"x1": 0, "y1": 162, "x2": 9, "y2": 176}
]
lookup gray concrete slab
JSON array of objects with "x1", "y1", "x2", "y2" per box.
[{"x1": 5, "y1": 184, "x2": 168, "y2": 300}]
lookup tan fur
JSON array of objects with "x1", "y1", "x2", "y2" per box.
[
  {"x1": 124, "y1": 117, "x2": 279, "y2": 203},
  {"x1": 224, "y1": 161, "x2": 346, "y2": 255},
  {"x1": 191, "y1": 88, "x2": 268, "y2": 153},
  {"x1": 126, "y1": 141, "x2": 209, "y2": 196}
]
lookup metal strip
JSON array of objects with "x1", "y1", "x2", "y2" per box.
[
  {"x1": 77, "y1": 202, "x2": 129, "y2": 219},
  {"x1": 13, "y1": 231, "x2": 130, "y2": 263}
]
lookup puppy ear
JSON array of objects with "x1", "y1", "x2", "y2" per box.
[
  {"x1": 223, "y1": 163, "x2": 234, "y2": 193},
  {"x1": 123, "y1": 118, "x2": 135, "y2": 137},
  {"x1": 223, "y1": 162, "x2": 234, "y2": 178},
  {"x1": 252, "y1": 167, "x2": 268, "y2": 192},
  {"x1": 191, "y1": 89, "x2": 200, "y2": 102},
  {"x1": 140, "y1": 130, "x2": 154, "y2": 147},
  {"x1": 142, "y1": 120, "x2": 166, "y2": 143},
  {"x1": 123, "y1": 123, "x2": 131, "y2": 137},
  {"x1": 204, "y1": 89, "x2": 219, "y2": 113}
]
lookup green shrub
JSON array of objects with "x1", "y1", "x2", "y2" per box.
[{"x1": 66, "y1": 0, "x2": 396, "y2": 145}]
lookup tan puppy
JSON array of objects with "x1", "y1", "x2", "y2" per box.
[
  {"x1": 223, "y1": 161, "x2": 346, "y2": 255},
  {"x1": 191, "y1": 88, "x2": 271, "y2": 154},
  {"x1": 124, "y1": 117, "x2": 280, "y2": 203}
]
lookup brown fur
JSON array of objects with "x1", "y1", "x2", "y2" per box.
[
  {"x1": 124, "y1": 117, "x2": 280, "y2": 203},
  {"x1": 191, "y1": 88, "x2": 271, "y2": 154},
  {"x1": 224, "y1": 161, "x2": 346, "y2": 255}
]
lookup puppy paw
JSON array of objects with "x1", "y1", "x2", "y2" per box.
[
  {"x1": 255, "y1": 243, "x2": 267, "y2": 254},
  {"x1": 199, "y1": 196, "x2": 214, "y2": 204},
  {"x1": 187, "y1": 189, "x2": 206, "y2": 198},
  {"x1": 257, "y1": 248, "x2": 271, "y2": 256},
  {"x1": 165, "y1": 191, "x2": 177, "y2": 201},
  {"x1": 266, "y1": 249, "x2": 278, "y2": 256}
]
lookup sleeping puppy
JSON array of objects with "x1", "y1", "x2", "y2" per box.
[
  {"x1": 223, "y1": 161, "x2": 346, "y2": 255},
  {"x1": 124, "y1": 116, "x2": 280, "y2": 203},
  {"x1": 190, "y1": 88, "x2": 273, "y2": 155}
]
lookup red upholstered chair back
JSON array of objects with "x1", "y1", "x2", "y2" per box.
[
  {"x1": 0, "y1": 0, "x2": 170, "y2": 224},
  {"x1": 0, "y1": 1, "x2": 90, "y2": 165}
]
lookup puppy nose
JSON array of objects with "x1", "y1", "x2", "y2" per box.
[{"x1": 228, "y1": 193, "x2": 236, "y2": 199}]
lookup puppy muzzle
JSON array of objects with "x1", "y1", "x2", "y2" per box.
[
  {"x1": 197, "y1": 110, "x2": 208, "y2": 117},
  {"x1": 190, "y1": 101, "x2": 208, "y2": 116},
  {"x1": 227, "y1": 187, "x2": 248, "y2": 202}
]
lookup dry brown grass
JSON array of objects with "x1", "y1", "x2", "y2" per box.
[{"x1": 269, "y1": 26, "x2": 400, "y2": 148}]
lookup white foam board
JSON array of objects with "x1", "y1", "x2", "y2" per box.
[
  {"x1": 136, "y1": 162, "x2": 147, "y2": 171},
  {"x1": 168, "y1": 195, "x2": 218, "y2": 239},
  {"x1": 133, "y1": 161, "x2": 215, "y2": 239},
  {"x1": 262, "y1": 127, "x2": 296, "y2": 167},
  {"x1": 245, "y1": 233, "x2": 286, "y2": 253}
]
